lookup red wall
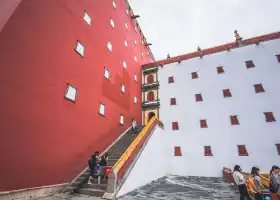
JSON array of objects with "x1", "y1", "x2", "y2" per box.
[{"x1": 0, "y1": 0, "x2": 153, "y2": 191}]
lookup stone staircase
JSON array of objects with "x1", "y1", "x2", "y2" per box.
[{"x1": 64, "y1": 126, "x2": 144, "y2": 197}]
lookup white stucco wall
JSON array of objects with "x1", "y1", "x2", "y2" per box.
[
  {"x1": 158, "y1": 39, "x2": 280, "y2": 177},
  {"x1": 117, "y1": 125, "x2": 171, "y2": 197}
]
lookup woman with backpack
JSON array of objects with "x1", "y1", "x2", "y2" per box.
[
  {"x1": 250, "y1": 167, "x2": 264, "y2": 200},
  {"x1": 233, "y1": 165, "x2": 253, "y2": 200},
  {"x1": 270, "y1": 166, "x2": 280, "y2": 194}
]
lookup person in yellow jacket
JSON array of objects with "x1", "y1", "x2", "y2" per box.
[{"x1": 248, "y1": 167, "x2": 265, "y2": 200}]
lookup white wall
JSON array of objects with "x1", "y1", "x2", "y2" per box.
[
  {"x1": 158, "y1": 39, "x2": 280, "y2": 177},
  {"x1": 117, "y1": 125, "x2": 172, "y2": 197}
]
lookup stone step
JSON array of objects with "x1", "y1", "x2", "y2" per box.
[
  {"x1": 76, "y1": 188, "x2": 105, "y2": 197},
  {"x1": 82, "y1": 183, "x2": 107, "y2": 190}
]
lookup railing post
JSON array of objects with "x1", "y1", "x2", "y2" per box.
[{"x1": 103, "y1": 170, "x2": 117, "y2": 199}]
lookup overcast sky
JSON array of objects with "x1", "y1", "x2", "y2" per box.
[{"x1": 129, "y1": 0, "x2": 280, "y2": 60}]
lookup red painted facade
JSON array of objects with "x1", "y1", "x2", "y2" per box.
[{"x1": 0, "y1": 0, "x2": 153, "y2": 191}]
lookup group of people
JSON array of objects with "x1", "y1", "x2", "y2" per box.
[
  {"x1": 233, "y1": 165, "x2": 280, "y2": 200},
  {"x1": 87, "y1": 151, "x2": 108, "y2": 185}
]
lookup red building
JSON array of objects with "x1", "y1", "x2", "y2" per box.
[{"x1": 0, "y1": 0, "x2": 154, "y2": 191}]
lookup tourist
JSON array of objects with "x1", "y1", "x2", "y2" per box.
[
  {"x1": 270, "y1": 166, "x2": 280, "y2": 193},
  {"x1": 132, "y1": 119, "x2": 137, "y2": 135},
  {"x1": 233, "y1": 165, "x2": 253, "y2": 200},
  {"x1": 87, "y1": 151, "x2": 100, "y2": 184},
  {"x1": 250, "y1": 167, "x2": 264, "y2": 200}
]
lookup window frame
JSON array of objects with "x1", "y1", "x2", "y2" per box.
[
  {"x1": 170, "y1": 98, "x2": 177, "y2": 105},
  {"x1": 134, "y1": 96, "x2": 137, "y2": 104},
  {"x1": 75, "y1": 41, "x2": 85, "y2": 57},
  {"x1": 254, "y1": 83, "x2": 265, "y2": 93},
  {"x1": 120, "y1": 114, "x2": 124, "y2": 125},
  {"x1": 110, "y1": 18, "x2": 115, "y2": 28},
  {"x1": 172, "y1": 122, "x2": 179, "y2": 130},
  {"x1": 99, "y1": 103, "x2": 106, "y2": 116},
  {"x1": 121, "y1": 84, "x2": 125, "y2": 93},
  {"x1": 83, "y1": 11, "x2": 91, "y2": 26},
  {"x1": 112, "y1": 0, "x2": 116, "y2": 9},
  {"x1": 217, "y1": 66, "x2": 224, "y2": 74},
  {"x1": 223, "y1": 89, "x2": 232, "y2": 98},
  {"x1": 237, "y1": 145, "x2": 249, "y2": 156},
  {"x1": 64, "y1": 84, "x2": 78, "y2": 103},
  {"x1": 200, "y1": 119, "x2": 208, "y2": 128},
  {"x1": 174, "y1": 146, "x2": 182, "y2": 156},
  {"x1": 191, "y1": 72, "x2": 198, "y2": 79},
  {"x1": 230, "y1": 115, "x2": 240, "y2": 125},
  {"x1": 264, "y1": 112, "x2": 276, "y2": 122},
  {"x1": 204, "y1": 146, "x2": 213, "y2": 156},
  {"x1": 168, "y1": 76, "x2": 174, "y2": 84},
  {"x1": 104, "y1": 67, "x2": 110, "y2": 80},
  {"x1": 107, "y1": 41, "x2": 112, "y2": 52},
  {"x1": 275, "y1": 144, "x2": 280, "y2": 155},
  {"x1": 245, "y1": 60, "x2": 255, "y2": 69},
  {"x1": 195, "y1": 93, "x2": 203, "y2": 102}
]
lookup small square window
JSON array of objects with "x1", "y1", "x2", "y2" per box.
[
  {"x1": 104, "y1": 67, "x2": 110, "y2": 79},
  {"x1": 223, "y1": 89, "x2": 232, "y2": 98},
  {"x1": 254, "y1": 84, "x2": 265, "y2": 93},
  {"x1": 125, "y1": 23, "x2": 128, "y2": 29},
  {"x1": 237, "y1": 145, "x2": 248, "y2": 156},
  {"x1": 191, "y1": 72, "x2": 198, "y2": 79},
  {"x1": 172, "y1": 122, "x2": 179, "y2": 130},
  {"x1": 121, "y1": 84, "x2": 125, "y2": 93},
  {"x1": 83, "y1": 11, "x2": 91, "y2": 26},
  {"x1": 134, "y1": 40, "x2": 137, "y2": 45},
  {"x1": 141, "y1": 52, "x2": 144, "y2": 58},
  {"x1": 134, "y1": 56, "x2": 137, "y2": 62},
  {"x1": 107, "y1": 41, "x2": 112, "y2": 52},
  {"x1": 64, "y1": 84, "x2": 77, "y2": 102},
  {"x1": 230, "y1": 115, "x2": 239, "y2": 125},
  {"x1": 134, "y1": 74, "x2": 137, "y2": 81},
  {"x1": 168, "y1": 76, "x2": 174, "y2": 84},
  {"x1": 120, "y1": 115, "x2": 124, "y2": 125},
  {"x1": 112, "y1": 1, "x2": 116, "y2": 9},
  {"x1": 123, "y1": 61, "x2": 127, "y2": 69},
  {"x1": 110, "y1": 18, "x2": 115, "y2": 28},
  {"x1": 275, "y1": 144, "x2": 280, "y2": 155},
  {"x1": 135, "y1": 26, "x2": 138, "y2": 32},
  {"x1": 75, "y1": 41, "x2": 85, "y2": 57},
  {"x1": 217, "y1": 66, "x2": 224, "y2": 74},
  {"x1": 174, "y1": 147, "x2": 182, "y2": 156},
  {"x1": 141, "y1": 39, "x2": 144, "y2": 45},
  {"x1": 126, "y1": 9, "x2": 129, "y2": 15},
  {"x1": 264, "y1": 112, "x2": 276, "y2": 122},
  {"x1": 195, "y1": 94, "x2": 203, "y2": 102},
  {"x1": 276, "y1": 55, "x2": 280, "y2": 63},
  {"x1": 99, "y1": 103, "x2": 106, "y2": 116},
  {"x1": 134, "y1": 96, "x2": 137, "y2": 104},
  {"x1": 245, "y1": 60, "x2": 255, "y2": 69},
  {"x1": 124, "y1": 41, "x2": 128, "y2": 47},
  {"x1": 204, "y1": 146, "x2": 213, "y2": 156},
  {"x1": 170, "y1": 98, "x2": 176, "y2": 105},
  {"x1": 200, "y1": 119, "x2": 208, "y2": 128}
]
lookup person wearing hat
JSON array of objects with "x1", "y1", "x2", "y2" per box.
[
  {"x1": 270, "y1": 166, "x2": 280, "y2": 193},
  {"x1": 233, "y1": 165, "x2": 253, "y2": 200}
]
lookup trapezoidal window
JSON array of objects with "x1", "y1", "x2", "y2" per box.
[
  {"x1": 133, "y1": 96, "x2": 137, "y2": 104},
  {"x1": 125, "y1": 22, "x2": 128, "y2": 29},
  {"x1": 134, "y1": 74, "x2": 137, "y2": 82},
  {"x1": 204, "y1": 146, "x2": 213, "y2": 156},
  {"x1": 172, "y1": 122, "x2": 179, "y2": 130},
  {"x1": 141, "y1": 52, "x2": 144, "y2": 58},
  {"x1": 112, "y1": 0, "x2": 116, "y2": 9},
  {"x1": 237, "y1": 145, "x2": 248, "y2": 156},
  {"x1": 110, "y1": 18, "x2": 115, "y2": 28},
  {"x1": 107, "y1": 41, "x2": 112, "y2": 52},
  {"x1": 147, "y1": 75, "x2": 154, "y2": 84},
  {"x1": 245, "y1": 60, "x2": 255, "y2": 69},
  {"x1": 230, "y1": 115, "x2": 239, "y2": 125},
  {"x1": 134, "y1": 56, "x2": 138, "y2": 62},
  {"x1": 275, "y1": 144, "x2": 280, "y2": 155},
  {"x1": 75, "y1": 41, "x2": 84, "y2": 57},
  {"x1": 121, "y1": 84, "x2": 125, "y2": 93},
  {"x1": 64, "y1": 84, "x2": 77, "y2": 103},
  {"x1": 174, "y1": 147, "x2": 182, "y2": 156},
  {"x1": 120, "y1": 115, "x2": 124, "y2": 125},
  {"x1": 124, "y1": 41, "x2": 128, "y2": 47},
  {"x1": 191, "y1": 72, "x2": 198, "y2": 79},
  {"x1": 276, "y1": 55, "x2": 280, "y2": 62},
  {"x1": 99, "y1": 103, "x2": 106, "y2": 116},
  {"x1": 83, "y1": 11, "x2": 91, "y2": 26},
  {"x1": 223, "y1": 89, "x2": 232, "y2": 98},
  {"x1": 254, "y1": 84, "x2": 265, "y2": 93},
  {"x1": 217, "y1": 66, "x2": 224, "y2": 74},
  {"x1": 147, "y1": 91, "x2": 154, "y2": 101},
  {"x1": 104, "y1": 67, "x2": 110, "y2": 80},
  {"x1": 264, "y1": 112, "x2": 276, "y2": 122},
  {"x1": 170, "y1": 98, "x2": 176, "y2": 105},
  {"x1": 123, "y1": 61, "x2": 127, "y2": 69},
  {"x1": 195, "y1": 94, "x2": 203, "y2": 102},
  {"x1": 200, "y1": 119, "x2": 208, "y2": 128},
  {"x1": 168, "y1": 76, "x2": 174, "y2": 83}
]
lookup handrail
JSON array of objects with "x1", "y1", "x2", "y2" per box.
[{"x1": 112, "y1": 116, "x2": 157, "y2": 173}]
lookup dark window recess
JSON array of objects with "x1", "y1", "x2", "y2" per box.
[
  {"x1": 276, "y1": 55, "x2": 280, "y2": 63},
  {"x1": 172, "y1": 122, "x2": 179, "y2": 130},
  {"x1": 195, "y1": 93, "x2": 203, "y2": 102},
  {"x1": 254, "y1": 84, "x2": 265, "y2": 93},
  {"x1": 174, "y1": 147, "x2": 182, "y2": 156},
  {"x1": 168, "y1": 76, "x2": 174, "y2": 83},
  {"x1": 223, "y1": 89, "x2": 232, "y2": 98},
  {"x1": 200, "y1": 119, "x2": 208, "y2": 128},
  {"x1": 191, "y1": 72, "x2": 198, "y2": 79},
  {"x1": 238, "y1": 145, "x2": 249, "y2": 156},
  {"x1": 264, "y1": 112, "x2": 276, "y2": 122},
  {"x1": 245, "y1": 60, "x2": 255, "y2": 68},
  {"x1": 170, "y1": 98, "x2": 177, "y2": 105},
  {"x1": 230, "y1": 115, "x2": 240, "y2": 125},
  {"x1": 204, "y1": 146, "x2": 213, "y2": 156},
  {"x1": 217, "y1": 66, "x2": 224, "y2": 74},
  {"x1": 276, "y1": 144, "x2": 280, "y2": 155},
  {"x1": 147, "y1": 74, "x2": 154, "y2": 84},
  {"x1": 147, "y1": 91, "x2": 154, "y2": 101}
]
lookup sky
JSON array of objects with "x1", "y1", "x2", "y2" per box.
[{"x1": 128, "y1": 0, "x2": 280, "y2": 60}]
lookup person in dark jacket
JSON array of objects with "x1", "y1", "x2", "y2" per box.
[
  {"x1": 100, "y1": 153, "x2": 108, "y2": 166},
  {"x1": 270, "y1": 165, "x2": 280, "y2": 193},
  {"x1": 88, "y1": 151, "x2": 100, "y2": 184}
]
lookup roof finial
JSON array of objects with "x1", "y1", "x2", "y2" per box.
[
  {"x1": 167, "y1": 53, "x2": 170, "y2": 59},
  {"x1": 234, "y1": 30, "x2": 243, "y2": 45}
]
